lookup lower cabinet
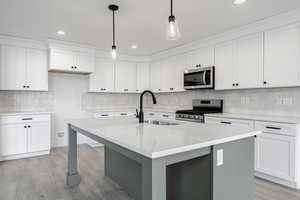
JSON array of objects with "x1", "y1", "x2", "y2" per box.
[
  {"x1": 0, "y1": 114, "x2": 51, "y2": 161},
  {"x1": 205, "y1": 115, "x2": 299, "y2": 189},
  {"x1": 0, "y1": 124, "x2": 27, "y2": 156},
  {"x1": 27, "y1": 122, "x2": 51, "y2": 153},
  {"x1": 255, "y1": 133, "x2": 295, "y2": 181}
]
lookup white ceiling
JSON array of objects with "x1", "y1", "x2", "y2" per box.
[{"x1": 0, "y1": 0, "x2": 300, "y2": 56}]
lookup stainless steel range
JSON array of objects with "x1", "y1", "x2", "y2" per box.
[{"x1": 176, "y1": 99, "x2": 223, "y2": 123}]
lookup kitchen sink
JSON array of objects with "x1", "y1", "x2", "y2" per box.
[{"x1": 143, "y1": 120, "x2": 181, "y2": 126}]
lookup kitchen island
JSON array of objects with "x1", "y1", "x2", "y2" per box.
[{"x1": 66, "y1": 117, "x2": 261, "y2": 200}]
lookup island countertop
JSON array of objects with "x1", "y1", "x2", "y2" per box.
[{"x1": 67, "y1": 117, "x2": 261, "y2": 159}]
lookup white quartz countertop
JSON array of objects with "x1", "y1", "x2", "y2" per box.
[
  {"x1": 67, "y1": 117, "x2": 260, "y2": 159},
  {"x1": 205, "y1": 113, "x2": 300, "y2": 124},
  {"x1": 0, "y1": 111, "x2": 51, "y2": 116}
]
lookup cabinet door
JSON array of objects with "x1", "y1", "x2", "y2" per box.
[
  {"x1": 136, "y1": 62, "x2": 150, "y2": 92},
  {"x1": 0, "y1": 45, "x2": 26, "y2": 90},
  {"x1": 215, "y1": 41, "x2": 235, "y2": 90},
  {"x1": 50, "y1": 50, "x2": 75, "y2": 71},
  {"x1": 89, "y1": 59, "x2": 115, "y2": 92},
  {"x1": 255, "y1": 133, "x2": 295, "y2": 181},
  {"x1": 264, "y1": 24, "x2": 300, "y2": 87},
  {"x1": 75, "y1": 53, "x2": 95, "y2": 73},
  {"x1": 187, "y1": 46, "x2": 215, "y2": 69},
  {"x1": 235, "y1": 33, "x2": 264, "y2": 89},
  {"x1": 0, "y1": 124, "x2": 27, "y2": 156},
  {"x1": 150, "y1": 61, "x2": 162, "y2": 92},
  {"x1": 164, "y1": 55, "x2": 186, "y2": 92},
  {"x1": 26, "y1": 49, "x2": 48, "y2": 91},
  {"x1": 115, "y1": 61, "x2": 137, "y2": 92},
  {"x1": 27, "y1": 122, "x2": 50, "y2": 152}
]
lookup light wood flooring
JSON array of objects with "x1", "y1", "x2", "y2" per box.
[{"x1": 0, "y1": 145, "x2": 299, "y2": 200}]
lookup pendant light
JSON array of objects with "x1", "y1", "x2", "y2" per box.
[
  {"x1": 109, "y1": 4, "x2": 119, "y2": 60},
  {"x1": 166, "y1": 0, "x2": 180, "y2": 40}
]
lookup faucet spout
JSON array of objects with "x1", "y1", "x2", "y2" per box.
[{"x1": 139, "y1": 90, "x2": 157, "y2": 123}]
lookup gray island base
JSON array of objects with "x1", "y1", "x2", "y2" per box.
[{"x1": 66, "y1": 118, "x2": 259, "y2": 200}]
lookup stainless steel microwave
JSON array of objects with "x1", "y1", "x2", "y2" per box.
[{"x1": 184, "y1": 66, "x2": 215, "y2": 89}]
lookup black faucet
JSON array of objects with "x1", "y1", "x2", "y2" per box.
[{"x1": 138, "y1": 90, "x2": 157, "y2": 123}]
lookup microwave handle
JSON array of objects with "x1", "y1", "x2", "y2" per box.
[{"x1": 202, "y1": 70, "x2": 206, "y2": 85}]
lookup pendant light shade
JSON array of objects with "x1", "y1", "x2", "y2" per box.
[
  {"x1": 109, "y1": 4, "x2": 119, "y2": 60},
  {"x1": 166, "y1": 0, "x2": 180, "y2": 40}
]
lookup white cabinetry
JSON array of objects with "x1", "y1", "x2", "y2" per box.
[
  {"x1": 187, "y1": 46, "x2": 215, "y2": 69},
  {"x1": 254, "y1": 121, "x2": 297, "y2": 184},
  {"x1": 0, "y1": 45, "x2": 48, "y2": 91},
  {"x1": 150, "y1": 61, "x2": 163, "y2": 92},
  {"x1": 150, "y1": 55, "x2": 186, "y2": 93},
  {"x1": 0, "y1": 124, "x2": 27, "y2": 156},
  {"x1": 215, "y1": 41, "x2": 236, "y2": 90},
  {"x1": 264, "y1": 24, "x2": 300, "y2": 87},
  {"x1": 205, "y1": 115, "x2": 300, "y2": 189},
  {"x1": 49, "y1": 49, "x2": 95, "y2": 73},
  {"x1": 115, "y1": 61, "x2": 137, "y2": 93},
  {"x1": 205, "y1": 116, "x2": 254, "y2": 129},
  {"x1": 89, "y1": 58, "x2": 115, "y2": 92},
  {"x1": 0, "y1": 114, "x2": 51, "y2": 161},
  {"x1": 137, "y1": 62, "x2": 150, "y2": 92},
  {"x1": 214, "y1": 33, "x2": 263, "y2": 90}
]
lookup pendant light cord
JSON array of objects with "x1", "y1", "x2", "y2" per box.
[
  {"x1": 113, "y1": 11, "x2": 116, "y2": 46},
  {"x1": 112, "y1": 10, "x2": 116, "y2": 46},
  {"x1": 170, "y1": 0, "x2": 173, "y2": 16}
]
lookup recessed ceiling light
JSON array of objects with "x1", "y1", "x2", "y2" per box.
[
  {"x1": 233, "y1": 0, "x2": 247, "y2": 5},
  {"x1": 131, "y1": 45, "x2": 138, "y2": 49},
  {"x1": 57, "y1": 30, "x2": 65, "y2": 35}
]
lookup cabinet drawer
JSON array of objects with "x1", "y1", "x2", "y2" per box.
[
  {"x1": 205, "y1": 117, "x2": 254, "y2": 129},
  {"x1": 0, "y1": 114, "x2": 51, "y2": 125},
  {"x1": 254, "y1": 121, "x2": 295, "y2": 136}
]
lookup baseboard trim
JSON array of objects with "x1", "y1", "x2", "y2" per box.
[
  {"x1": 0, "y1": 150, "x2": 50, "y2": 161},
  {"x1": 255, "y1": 171, "x2": 298, "y2": 189}
]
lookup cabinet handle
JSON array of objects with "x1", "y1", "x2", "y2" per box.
[
  {"x1": 263, "y1": 81, "x2": 267, "y2": 85},
  {"x1": 170, "y1": 88, "x2": 174, "y2": 91},
  {"x1": 136, "y1": 89, "x2": 139, "y2": 92},
  {"x1": 232, "y1": 83, "x2": 235, "y2": 86},
  {"x1": 71, "y1": 66, "x2": 74, "y2": 69},
  {"x1": 27, "y1": 86, "x2": 30, "y2": 88},
  {"x1": 220, "y1": 121, "x2": 232, "y2": 125},
  {"x1": 103, "y1": 88, "x2": 106, "y2": 91},
  {"x1": 120, "y1": 113, "x2": 127, "y2": 116},
  {"x1": 23, "y1": 85, "x2": 26, "y2": 88},
  {"x1": 24, "y1": 126, "x2": 27, "y2": 128},
  {"x1": 22, "y1": 118, "x2": 33, "y2": 121},
  {"x1": 124, "y1": 89, "x2": 128, "y2": 92},
  {"x1": 28, "y1": 125, "x2": 31, "y2": 128},
  {"x1": 266, "y1": 126, "x2": 281, "y2": 130},
  {"x1": 101, "y1": 114, "x2": 109, "y2": 116},
  {"x1": 158, "y1": 89, "x2": 161, "y2": 91},
  {"x1": 149, "y1": 113, "x2": 155, "y2": 116},
  {"x1": 162, "y1": 114, "x2": 169, "y2": 117},
  {"x1": 236, "y1": 83, "x2": 239, "y2": 86}
]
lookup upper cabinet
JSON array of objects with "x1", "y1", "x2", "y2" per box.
[
  {"x1": 215, "y1": 40, "x2": 236, "y2": 90},
  {"x1": 264, "y1": 24, "x2": 300, "y2": 88},
  {"x1": 215, "y1": 33, "x2": 264, "y2": 90},
  {"x1": 0, "y1": 45, "x2": 48, "y2": 91},
  {"x1": 48, "y1": 40, "x2": 95, "y2": 74},
  {"x1": 136, "y1": 62, "x2": 150, "y2": 92},
  {"x1": 150, "y1": 61, "x2": 163, "y2": 92},
  {"x1": 89, "y1": 58, "x2": 115, "y2": 93},
  {"x1": 187, "y1": 46, "x2": 215, "y2": 69},
  {"x1": 49, "y1": 49, "x2": 95, "y2": 74},
  {"x1": 115, "y1": 61, "x2": 137, "y2": 93}
]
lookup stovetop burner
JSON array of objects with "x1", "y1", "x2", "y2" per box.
[{"x1": 176, "y1": 99, "x2": 223, "y2": 123}]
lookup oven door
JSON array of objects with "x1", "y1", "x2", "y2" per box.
[{"x1": 184, "y1": 67, "x2": 214, "y2": 89}]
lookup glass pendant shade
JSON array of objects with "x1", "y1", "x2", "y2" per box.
[
  {"x1": 111, "y1": 45, "x2": 117, "y2": 60},
  {"x1": 166, "y1": 16, "x2": 180, "y2": 40}
]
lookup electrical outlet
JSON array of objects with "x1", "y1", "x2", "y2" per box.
[
  {"x1": 57, "y1": 132, "x2": 64, "y2": 138},
  {"x1": 217, "y1": 149, "x2": 223, "y2": 166},
  {"x1": 276, "y1": 96, "x2": 283, "y2": 105}
]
